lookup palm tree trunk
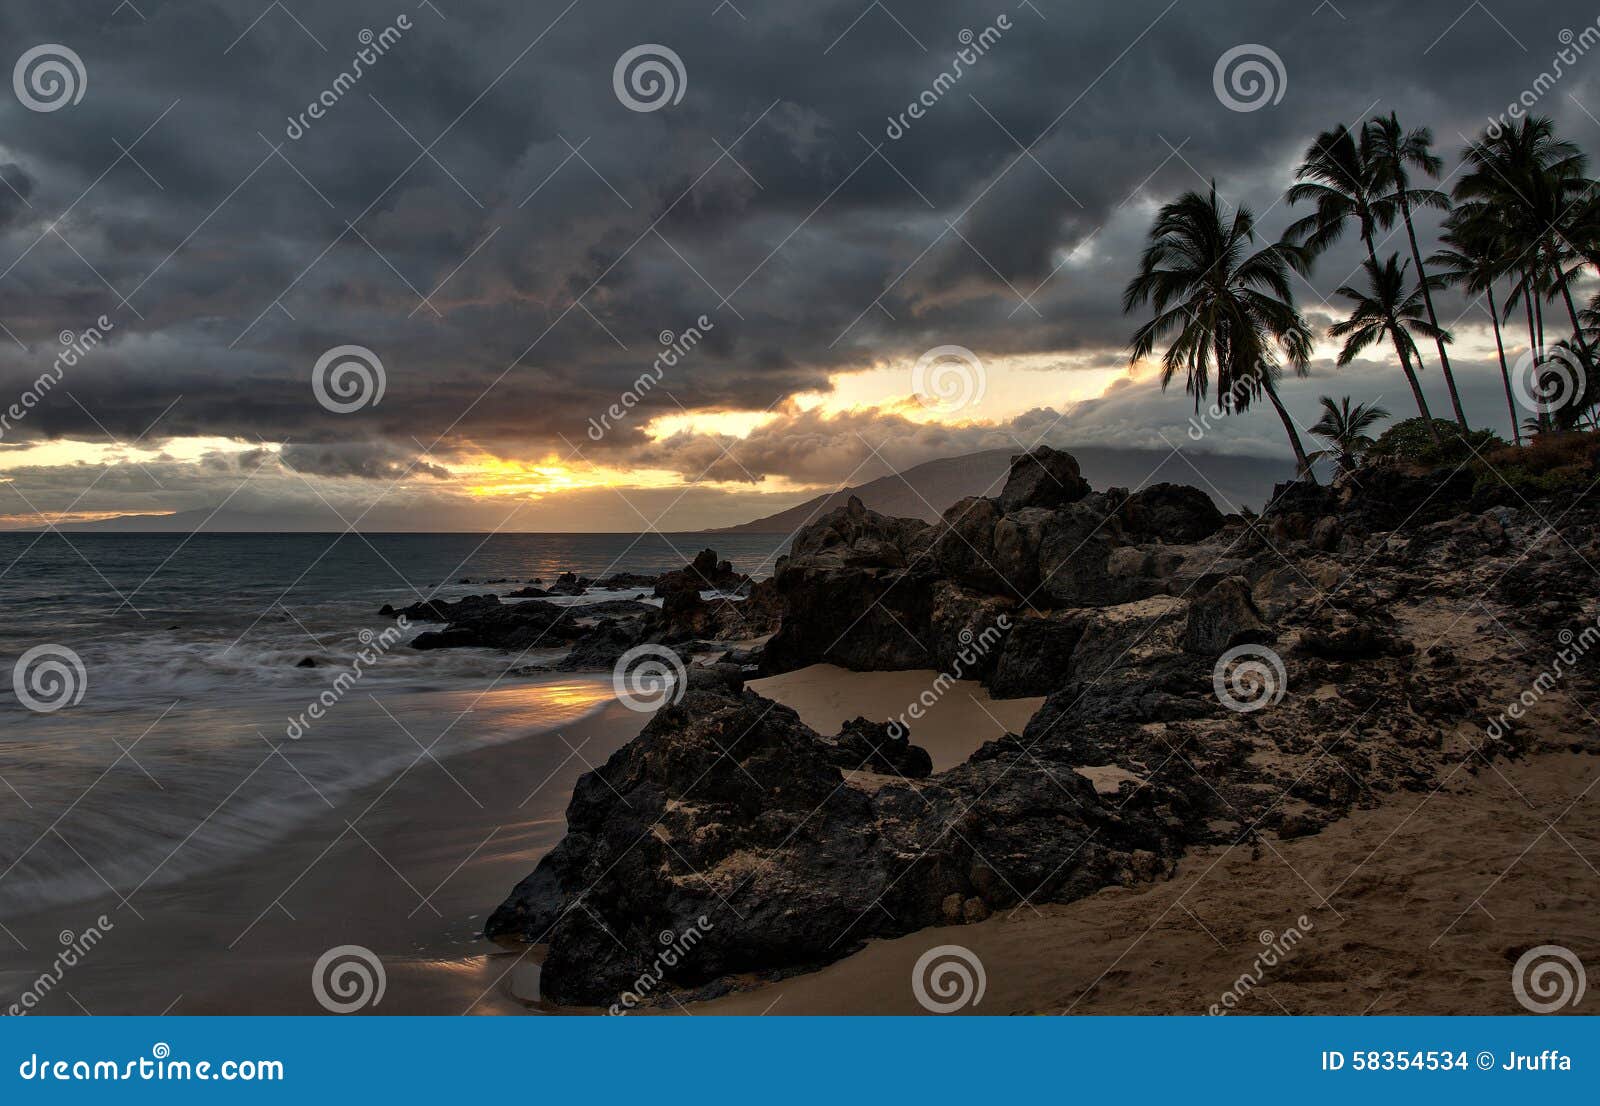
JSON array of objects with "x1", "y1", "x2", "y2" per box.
[
  {"x1": 1363, "y1": 229, "x2": 1440, "y2": 445},
  {"x1": 1486, "y1": 284, "x2": 1521, "y2": 447},
  {"x1": 1557, "y1": 273, "x2": 1599, "y2": 390},
  {"x1": 1535, "y1": 293, "x2": 1549, "y2": 431},
  {"x1": 1522, "y1": 284, "x2": 1545, "y2": 434},
  {"x1": 1400, "y1": 197, "x2": 1468, "y2": 430},
  {"x1": 1521, "y1": 280, "x2": 1539, "y2": 361},
  {"x1": 1393, "y1": 339, "x2": 1440, "y2": 443},
  {"x1": 1261, "y1": 379, "x2": 1316, "y2": 483}
]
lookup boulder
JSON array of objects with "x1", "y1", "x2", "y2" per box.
[
  {"x1": 989, "y1": 611, "x2": 1085, "y2": 697},
  {"x1": 1183, "y1": 576, "x2": 1275, "y2": 655},
  {"x1": 997, "y1": 447, "x2": 1091, "y2": 512},
  {"x1": 992, "y1": 507, "x2": 1054, "y2": 595},
  {"x1": 1068, "y1": 596, "x2": 1188, "y2": 683},
  {"x1": 1118, "y1": 483, "x2": 1225, "y2": 543},
  {"x1": 762, "y1": 498, "x2": 937, "y2": 673},
  {"x1": 926, "y1": 581, "x2": 1015, "y2": 679},
  {"x1": 932, "y1": 496, "x2": 1005, "y2": 592},
  {"x1": 826, "y1": 717, "x2": 933, "y2": 778},
  {"x1": 1034, "y1": 497, "x2": 1125, "y2": 608}
]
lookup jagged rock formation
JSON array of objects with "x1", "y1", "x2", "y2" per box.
[
  {"x1": 378, "y1": 550, "x2": 780, "y2": 664},
  {"x1": 762, "y1": 447, "x2": 1229, "y2": 689},
  {"x1": 485, "y1": 447, "x2": 1597, "y2": 1007}
]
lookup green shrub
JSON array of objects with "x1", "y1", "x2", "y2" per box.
[
  {"x1": 1473, "y1": 432, "x2": 1600, "y2": 499},
  {"x1": 1366, "y1": 418, "x2": 1504, "y2": 466}
]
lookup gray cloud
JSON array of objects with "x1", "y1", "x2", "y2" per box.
[{"x1": 0, "y1": 0, "x2": 1589, "y2": 527}]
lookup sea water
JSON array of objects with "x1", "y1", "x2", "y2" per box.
[{"x1": 0, "y1": 531, "x2": 790, "y2": 913}]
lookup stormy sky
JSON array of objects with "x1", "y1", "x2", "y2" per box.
[{"x1": 0, "y1": 0, "x2": 1592, "y2": 530}]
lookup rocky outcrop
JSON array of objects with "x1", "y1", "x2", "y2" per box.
[
  {"x1": 390, "y1": 551, "x2": 776, "y2": 664},
  {"x1": 1183, "y1": 576, "x2": 1273, "y2": 655},
  {"x1": 1116, "y1": 482, "x2": 1225, "y2": 543},
  {"x1": 997, "y1": 448, "x2": 1090, "y2": 511},
  {"x1": 761, "y1": 496, "x2": 937, "y2": 673},
  {"x1": 380, "y1": 594, "x2": 501, "y2": 623},
  {"x1": 486, "y1": 448, "x2": 1586, "y2": 1007},
  {"x1": 410, "y1": 599, "x2": 583, "y2": 651},
  {"x1": 762, "y1": 448, "x2": 1233, "y2": 680},
  {"x1": 654, "y1": 548, "x2": 747, "y2": 598},
  {"x1": 484, "y1": 678, "x2": 1182, "y2": 1005}
]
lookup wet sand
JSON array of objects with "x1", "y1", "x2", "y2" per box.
[{"x1": 0, "y1": 693, "x2": 648, "y2": 1016}]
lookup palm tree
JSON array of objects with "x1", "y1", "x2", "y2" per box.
[
  {"x1": 1539, "y1": 339, "x2": 1597, "y2": 431},
  {"x1": 1123, "y1": 183, "x2": 1317, "y2": 478},
  {"x1": 1432, "y1": 211, "x2": 1523, "y2": 445},
  {"x1": 1366, "y1": 113, "x2": 1468, "y2": 430},
  {"x1": 1286, "y1": 125, "x2": 1394, "y2": 268},
  {"x1": 1328, "y1": 254, "x2": 1450, "y2": 444},
  {"x1": 1457, "y1": 118, "x2": 1599, "y2": 383},
  {"x1": 1309, "y1": 395, "x2": 1390, "y2": 474}
]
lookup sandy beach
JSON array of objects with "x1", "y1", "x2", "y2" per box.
[
  {"x1": 687, "y1": 748, "x2": 1599, "y2": 1015},
  {"x1": 749, "y1": 664, "x2": 1045, "y2": 771},
  {"x1": 0, "y1": 688, "x2": 649, "y2": 1016},
  {"x1": 0, "y1": 665, "x2": 1045, "y2": 1015},
  {"x1": 4, "y1": 654, "x2": 1593, "y2": 1017}
]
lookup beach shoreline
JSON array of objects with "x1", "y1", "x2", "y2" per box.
[
  {"x1": 0, "y1": 692, "x2": 649, "y2": 1016},
  {"x1": 4, "y1": 619, "x2": 1595, "y2": 1016}
]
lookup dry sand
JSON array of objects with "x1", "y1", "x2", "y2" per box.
[
  {"x1": 749, "y1": 663, "x2": 1045, "y2": 771},
  {"x1": 687, "y1": 749, "x2": 1600, "y2": 1015}
]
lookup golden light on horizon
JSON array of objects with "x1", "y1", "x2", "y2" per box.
[
  {"x1": 642, "y1": 409, "x2": 780, "y2": 441},
  {"x1": 455, "y1": 453, "x2": 686, "y2": 499},
  {"x1": 0, "y1": 436, "x2": 273, "y2": 472},
  {"x1": 0, "y1": 508, "x2": 172, "y2": 526}
]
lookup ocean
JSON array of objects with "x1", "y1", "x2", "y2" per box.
[{"x1": 0, "y1": 531, "x2": 791, "y2": 916}]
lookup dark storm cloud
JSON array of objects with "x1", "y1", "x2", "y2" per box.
[
  {"x1": 0, "y1": 0, "x2": 1589, "y2": 472},
  {"x1": 279, "y1": 440, "x2": 450, "y2": 480}
]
